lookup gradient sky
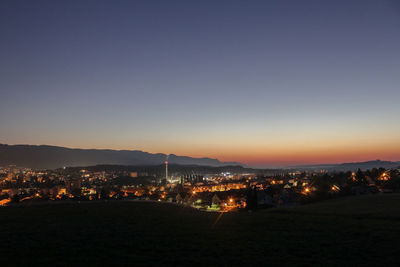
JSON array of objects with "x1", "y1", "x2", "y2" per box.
[{"x1": 1, "y1": 0, "x2": 400, "y2": 167}]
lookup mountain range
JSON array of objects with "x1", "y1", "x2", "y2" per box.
[
  {"x1": 1, "y1": 144, "x2": 399, "y2": 171},
  {"x1": 0, "y1": 144, "x2": 241, "y2": 169}
]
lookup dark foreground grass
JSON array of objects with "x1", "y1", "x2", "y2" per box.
[{"x1": 1, "y1": 195, "x2": 400, "y2": 266}]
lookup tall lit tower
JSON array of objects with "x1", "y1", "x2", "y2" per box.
[
  {"x1": 165, "y1": 160, "x2": 168, "y2": 183},
  {"x1": 165, "y1": 154, "x2": 169, "y2": 183}
]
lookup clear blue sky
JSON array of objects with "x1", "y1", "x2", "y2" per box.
[{"x1": 1, "y1": 0, "x2": 399, "y2": 166}]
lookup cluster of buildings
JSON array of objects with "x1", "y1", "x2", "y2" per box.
[{"x1": 1, "y1": 165, "x2": 399, "y2": 211}]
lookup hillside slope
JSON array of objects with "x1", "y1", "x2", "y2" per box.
[{"x1": 1, "y1": 194, "x2": 400, "y2": 265}]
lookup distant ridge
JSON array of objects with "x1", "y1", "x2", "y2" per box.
[
  {"x1": 290, "y1": 160, "x2": 400, "y2": 171},
  {"x1": 0, "y1": 144, "x2": 243, "y2": 169}
]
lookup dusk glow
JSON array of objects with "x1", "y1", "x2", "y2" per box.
[
  {"x1": 2, "y1": 2, "x2": 400, "y2": 265},
  {"x1": 1, "y1": 0, "x2": 399, "y2": 166}
]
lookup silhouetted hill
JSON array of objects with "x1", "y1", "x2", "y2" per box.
[
  {"x1": 0, "y1": 144, "x2": 242, "y2": 169},
  {"x1": 292, "y1": 160, "x2": 400, "y2": 171},
  {"x1": 334, "y1": 160, "x2": 400, "y2": 171}
]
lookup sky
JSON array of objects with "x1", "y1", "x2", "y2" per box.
[{"x1": 1, "y1": 0, "x2": 400, "y2": 167}]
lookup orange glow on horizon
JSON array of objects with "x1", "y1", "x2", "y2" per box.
[{"x1": 14, "y1": 136, "x2": 400, "y2": 167}]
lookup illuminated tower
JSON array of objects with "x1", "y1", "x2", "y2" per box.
[
  {"x1": 165, "y1": 160, "x2": 168, "y2": 183},
  {"x1": 164, "y1": 154, "x2": 170, "y2": 183}
]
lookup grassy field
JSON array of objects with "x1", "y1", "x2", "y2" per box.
[{"x1": 1, "y1": 194, "x2": 400, "y2": 266}]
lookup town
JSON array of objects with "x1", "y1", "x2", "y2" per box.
[{"x1": 1, "y1": 163, "x2": 399, "y2": 211}]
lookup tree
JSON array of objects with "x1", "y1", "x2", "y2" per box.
[
  {"x1": 384, "y1": 174, "x2": 400, "y2": 192},
  {"x1": 11, "y1": 194, "x2": 20, "y2": 203},
  {"x1": 70, "y1": 188, "x2": 82, "y2": 199},
  {"x1": 355, "y1": 169, "x2": 368, "y2": 186},
  {"x1": 100, "y1": 187, "x2": 110, "y2": 200},
  {"x1": 246, "y1": 186, "x2": 258, "y2": 211}
]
